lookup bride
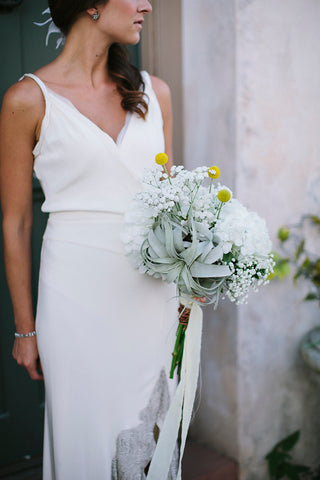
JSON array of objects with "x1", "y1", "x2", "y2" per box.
[{"x1": 0, "y1": 1, "x2": 180, "y2": 478}]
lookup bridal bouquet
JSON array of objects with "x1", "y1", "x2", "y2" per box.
[{"x1": 122, "y1": 154, "x2": 274, "y2": 378}]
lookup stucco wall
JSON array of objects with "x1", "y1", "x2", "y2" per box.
[
  {"x1": 181, "y1": 0, "x2": 240, "y2": 460},
  {"x1": 181, "y1": 0, "x2": 320, "y2": 478},
  {"x1": 236, "y1": 1, "x2": 320, "y2": 477}
]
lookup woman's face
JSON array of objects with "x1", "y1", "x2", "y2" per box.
[{"x1": 93, "y1": 0, "x2": 152, "y2": 45}]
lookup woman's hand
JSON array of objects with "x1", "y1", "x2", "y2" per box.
[
  {"x1": 12, "y1": 337, "x2": 43, "y2": 381},
  {"x1": 194, "y1": 296, "x2": 207, "y2": 303}
]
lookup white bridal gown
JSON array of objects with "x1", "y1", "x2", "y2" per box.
[{"x1": 22, "y1": 72, "x2": 178, "y2": 480}]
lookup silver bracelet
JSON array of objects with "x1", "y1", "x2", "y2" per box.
[{"x1": 14, "y1": 330, "x2": 36, "y2": 338}]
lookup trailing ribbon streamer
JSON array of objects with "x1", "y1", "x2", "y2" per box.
[{"x1": 147, "y1": 299, "x2": 203, "y2": 480}]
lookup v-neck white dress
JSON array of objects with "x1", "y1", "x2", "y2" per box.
[{"x1": 22, "y1": 72, "x2": 178, "y2": 480}]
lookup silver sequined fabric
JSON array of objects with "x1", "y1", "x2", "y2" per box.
[{"x1": 111, "y1": 368, "x2": 179, "y2": 479}]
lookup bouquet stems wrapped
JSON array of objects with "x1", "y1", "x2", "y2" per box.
[{"x1": 170, "y1": 304, "x2": 190, "y2": 378}]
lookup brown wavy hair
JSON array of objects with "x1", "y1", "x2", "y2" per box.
[{"x1": 48, "y1": 0, "x2": 148, "y2": 119}]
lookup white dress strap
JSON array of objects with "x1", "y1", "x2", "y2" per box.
[
  {"x1": 19, "y1": 73, "x2": 51, "y2": 157},
  {"x1": 20, "y1": 73, "x2": 50, "y2": 107},
  {"x1": 140, "y1": 70, "x2": 164, "y2": 128},
  {"x1": 140, "y1": 70, "x2": 151, "y2": 88}
]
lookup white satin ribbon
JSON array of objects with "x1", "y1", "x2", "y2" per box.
[{"x1": 147, "y1": 299, "x2": 203, "y2": 480}]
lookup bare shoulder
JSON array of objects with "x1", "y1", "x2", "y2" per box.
[
  {"x1": 149, "y1": 75, "x2": 171, "y2": 105},
  {"x1": 1, "y1": 77, "x2": 44, "y2": 118},
  {"x1": 149, "y1": 75, "x2": 172, "y2": 124},
  {"x1": 149, "y1": 75, "x2": 173, "y2": 162}
]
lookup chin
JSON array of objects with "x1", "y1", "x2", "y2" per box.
[
  {"x1": 126, "y1": 34, "x2": 141, "y2": 46},
  {"x1": 131, "y1": 38, "x2": 141, "y2": 46}
]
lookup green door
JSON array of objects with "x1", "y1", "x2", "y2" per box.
[{"x1": 0, "y1": 0, "x2": 140, "y2": 465}]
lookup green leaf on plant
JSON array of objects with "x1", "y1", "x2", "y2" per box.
[
  {"x1": 269, "y1": 253, "x2": 290, "y2": 280},
  {"x1": 293, "y1": 258, "x2": 312, "y2": 283},
  {"x1": 310, "y1": 215, "x2": 320, "y2": 226},
  {"x1": 265, "y1": 430, "x2": 318, "y2": 480},
  {"x1": 294, "y1": 465, "x2": 312, "y2": 474},
  {"x1": 303, "y1": 292, "x2": 320, "y2": 302},
  {"x1": 278, "y1": 430, "x2": 300, "y2": 451},
  {"x1": 222, "y1": 252, "x2": 234, "y2": 264},
  {"x1": 283, "y1": 463, "x2": 300, "y2": 480},
  {"x1": 283, "y1": 462, "x2": 311, "y2": 480},
  {"x1": 301, "y1": 257, "x2": 311, "y2": 269},
  {"x1": 278, "y1": 226, "x2": 290, "y2": 242},
  {"x1": 295, "y1": 240, "x2": 305, "y2": 260},
  {"x1": 265, "y1": 453, "x2": 283, "y2": 477}
]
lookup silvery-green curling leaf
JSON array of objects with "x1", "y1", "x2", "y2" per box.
[
  {"x1": 202, "y1": 245, "x2": 224, "y2": 264},
  {"x1": 148, "y1": 230, "x2": 168, "y2": 258},
  {"x1": 153, "y1": 257, "x2": 177, "y2": 265},
  {"x1": 173, "y1": 228, "x2": 184, "y2": 252},
  {"x1": 194, "y1": 222, "x2": 213, "y2": 241},
  {"x1": 180, "y1": 245, "x2": 197, "y2": 266},
  {"x1": 163, "y1": 219, "x2": 180, "y2": 259},
  {"x1": 180, "y1": 265, "x2": 193, "y2": 292},
  {"x1": 166, "y1": 263, "x2": 185, "y2": 284},
  {"x1": 154, "y1": 224, "x2": 165, "y2": 244},
  {"x1": 196, "y1": 240, "x2": 212, "y2": 260},
  {"x1": 179, "y1": 220, "x2": 198, "y2": 266},
  {"x1": 190, "y1": 262, "x2": 231, "y2": 278},
  {"x1": 212, "y1": 234, "x2": 222, "y2": 244},
  {"x1": 148, "y1": 246, "x2": 158, "y2": 259}
]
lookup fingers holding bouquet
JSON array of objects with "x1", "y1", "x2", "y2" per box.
[{"x1": 194, "y1": 296, "x2": 207, "y2": 303}]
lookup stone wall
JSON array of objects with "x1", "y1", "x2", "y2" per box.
[{"x1": 181, "y1": 0, "x2": 320, "y2": 478}]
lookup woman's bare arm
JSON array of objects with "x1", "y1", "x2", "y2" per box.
[
  {"x1": 0, "y1": 79, "x2": 44, "y2": 380},
  {"x1": 150, "y1": 75, "x2": 173, "y2": 169}
]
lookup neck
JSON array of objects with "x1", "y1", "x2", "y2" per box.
[{"x1": 54, "y1": 17, "x2": 115, "y2": 88}]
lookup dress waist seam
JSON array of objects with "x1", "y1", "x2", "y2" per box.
[
  {"x1": 42, "y1": 236, "x2": 125, "y2": 256},
  {"x1": 48, "y1": 211, "x2": 125, "y2": 223}
]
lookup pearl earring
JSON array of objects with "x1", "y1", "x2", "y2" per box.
[{"x1": 92, "y1": 11, "x2": 100, "y2": 21}]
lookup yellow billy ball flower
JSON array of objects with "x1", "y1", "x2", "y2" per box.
[
  {"x1": 208, "y1": 166, "x2": 220, "y2": 179},
  {"x1": 155, "y1": 153, "x2": 169, "y2": 165},
  {"x1": 217, "y1": 189, "x2": 231, "y2": 203}
]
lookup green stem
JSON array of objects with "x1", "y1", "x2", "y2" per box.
[
  {"x1": 216, "y1": 202, "x2": 223, "y2": 220},
  {"x1": 170, "y1": 323, "x2": 185, "y2": 378},
  {"x1": 186, "y1": 184, "x2": 201, "y2": 219},
  {"x1": 177, "y1": 334, "x2": 186, "y2": 378},
  {"x1": 163, "y1": 164, "x2": 172, "y2": 185}
]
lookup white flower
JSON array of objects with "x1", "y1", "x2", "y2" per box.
[{"x1": 214, "y1": 199, "x2": 272, "y2": 257}]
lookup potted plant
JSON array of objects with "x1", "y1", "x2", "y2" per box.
[{"x1": 272, "y1": 214, "x2": 320, "y2": 373}]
